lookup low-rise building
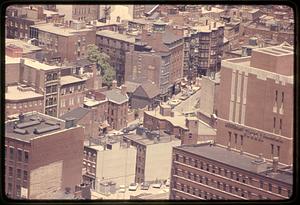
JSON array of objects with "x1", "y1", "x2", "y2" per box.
[
  {"x1": 123, "y1": 128, "x2": 181, "y2": 183},
  {"x1": 169, "y1": 143, "x2": 292, "y2": 200},
  {"x1": 5, "y1": 112, "x2": 84, "y2": 199}
]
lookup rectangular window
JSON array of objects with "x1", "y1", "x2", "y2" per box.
[
  {"x1": 8, "y1": 167, "x2": 13, "y2": 177},
  {"x1": 277, "y1": 146, "x2": 280, "y2": 157},
  {"x1": 8, "y1": 183, "x2": 12, "y2": 193},
  {"x1": 278, "y1": 186, "x2": 282, "y2": 195},
  {"x1": 241, "y1": 135, "x2": 244, "y2": 145},
  {"x1": 273, "y1": 117, "x2": 276, "y2": 129},
  {"x1": 24, "y1": 151, "x2": 29, "y2": 163},
  {"x1": 271, "y1": 144, "x2": 274, "y2": 155},
  {"x1": 280, "y1": 119, "x2": 282, "y2": 130},
  {"x1": 229, "y1": 131, "x2": 232, "y2": 142},
  {"x1": 17, "y1": 150, "x2": 22, "y2": 161},
  {"x1": 175, "y1": 154, "x2": 179, "y2": 161},
  {"x1": 9, "y1": 148, "x2": 14, "y2": 160},
  {"x1": 17, "y1": 169, "x2": 21, "y2": 178},
  {"x1": 16, "y1": 185, "x2": 21, "y2": 197},
  {"x1": 268, "y1": 183, "x2": 272, "y2": 191},
  {"x1": 275, "y1": 90, "x2": 278, "y2": 102},
  {"x1": 234, "y1": 133, "x2": 237, "y2": 144},
  {"x1": 23, "y1": 170, "x2": 28, "y2": 180},
  {"x1": 260, "y1": 180, "x2": 263, "y2": 189},
  {"x1": 282, "y1": 92, "x2": 284, "y2": 103}
]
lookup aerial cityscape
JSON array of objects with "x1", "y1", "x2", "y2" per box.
[{"x1": 4, "y1": 4, "x2": 294, "y2": 200}]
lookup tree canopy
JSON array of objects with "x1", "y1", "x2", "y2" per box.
[{"x1": 87, "y1": 44, "x2": 116, "y2": 87}]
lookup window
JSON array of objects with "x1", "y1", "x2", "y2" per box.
[
  {"x1": 241, "y1": 135, "x2": 244, "y2": 145},
  {"x1": 271, "y1": 144, "x2": 274, "y2": 155},
  {"x1": 17, "y1": 169, "x2": 21, "y2": 178},
  {"x1": 228, "y1": 131, "x2": 232, "y2": 142},
  {"x1": 278, "y1": 186, "x2": 282, "y2": 195},
  {"x1": 9, "y1": 148, "x2": 14, "y2": 160},
  {"x1": 175, "y1": 154, "x2": 179, "y2": 161},
  {"x1": 8, "y1": 167, "x2": 13, "y2": 176},
  {"x1": 17, "y1": 150, "x2": 22, "y2": 161},
  {"x1": 16, "y1": 184, "x2": 21, "y2": 197},
  {"x1": 275, "y1": 90, "x2": 278, "y2": 102},
  {"x1": 280, "y1": 119, "x2": 282, "y2": 130},
  {"x1": 8, "y1": 183, "x2": 12, "y2": 194},
  {"x1": 268, "y1": 183, "x2": 272, "y2": 191},
  {"x1": 24, "y1": 151, "x2": 28, "y2": 163},
  {"x1": 234, "y1": 133, "x2": 237, "y2": 144},
  {"x1": 281, "y1": 92, "x2": 284, "y2": 103},
  {"x1": 277, "y1": 146, "x2": 280, "y2": 157},
  {"x1": 259, "y1": 180, "x2": 264, "y2": 189},
  {"x1": 273, "y1": 117, "x2": 276, "y2": 129}
]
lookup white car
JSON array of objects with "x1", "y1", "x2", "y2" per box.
[
  {"x1": 119, "y1": 185, "x2": 126, "y2": 193},
  {"x1": 128, "y1": 183, "x2": 138, "y2": 191}
]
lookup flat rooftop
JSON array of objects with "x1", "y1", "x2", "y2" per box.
[
  {"x1": 5, "y1": 85, "x2": 43, "y2": 101},
  {"x1": 23, "y1": 58, "x2": 59, "y2": 71},
  {"x1": 31, "y1": 23, "x2": 94, "y2": 37},
  {"x1": 124, "y1": 132, "x2": 180, "y2": 146},
  {"x1": 60, "y1": 75, "x2": 86, "y2": 86},
  {"x1": 6, "y1": 39, "x2": 42, "y2": 53},
  {"x1": 5, "y1": 55, "x2": 20, "y2": 64},
  {"x1": 83, "y1": 97, "x2": 107, "y2": 107},
  {"x1": 96, "y1": 30, "x2": 136, "y2": 43},
  {"x1": 5, "y1": 112, "x2": 68, "y2": 143},
  {"x1": 176, "y1": 144, "x2": 293, "y2": 185}
]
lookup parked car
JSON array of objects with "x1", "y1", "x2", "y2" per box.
[
  {"x1": 152, "y1": 182, "x2": 162, "y2": 188},
  {"x1": 140, "y1": 182, "x2": 150, "y2": 190},
  {"x1": 128, "y1": 183, "x2": 138, "y2": 191},
  {"x1": 119, "y1": 185, "x2": 126, "y2": 193}
]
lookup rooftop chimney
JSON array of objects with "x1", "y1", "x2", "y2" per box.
[
  {"x1": 112, "y1": 80, "x2": 117, "y2": 89},
  {"x1": 121, "y1": 84, "x2": 127, "y2": 95},
  {"x1": 272, "y1": 157, "x2": 279, "y2": 173}
]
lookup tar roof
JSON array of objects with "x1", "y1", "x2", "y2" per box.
[
  {"x1": 60, "y1": 107, "x2": 90, "y2": 122},
  {"x1": 103, "y1": 89, "x2": 128, "y2": 104},
  {"x1": 176, "y1": 144, "x2": 292, "y2": 185},
  {"x1": 124, "y1": 81, "x2": 141, "y2": 93},
  {"x1": 5, "y1": 85, "x2": 43, "y2": 101},
  {"x1": 6, "y1": 39, "x2": 42, "y2": 53},
  {"x1": 96, "y1": 30, "x2": 136, "y2": 43},
  {"x1": 162, "y1": 31, "x2": 183, "y2": 44},
  {"x1": 5, "y1": 112, "x2": 67, "y2": 142},
  {"x1": 140, "y1": 81, "x2": 160, "y2": 98},
  {"x1": 31, "y1": 23, "x2": 93, "y2": 37},
  {"x1": 60, "y1": 75, "x2": 86, "y2": 86},
  {"x1": 23, "y1": 58, "x2": 59, "y2": 71}
]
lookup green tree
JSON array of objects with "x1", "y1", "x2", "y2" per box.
[{"x1": 87, "y1": 44, "x2": 116, "y2": 87}]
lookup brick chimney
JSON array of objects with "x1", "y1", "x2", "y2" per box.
[
  {"x1": 272, "y1": 157, "x2": 279, "y2": 172},
  {"x1": 112, "y1": 80, "x2": 117, "y2": 89},
  {"x1": 121, "y1": 84, "x2": 127, "y2": 95}
]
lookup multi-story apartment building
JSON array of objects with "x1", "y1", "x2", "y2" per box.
[
  {"x1": 6, "y1": 5, "x2": 65, "y2": 39},
  {"x1": 170, "y1": 143, "x2": 292, "y2": 200},
  {"x1": 143, "y1": 103, "x2": 216, "y2": 145},
  {"x1": 96, "y1": 30, "x2": 136, "y2": 84},
  {"x1": 184, "y1": 21, "x2": 224, "y2": 79},
  {"x1": 29, "y1": 21, "x2": 96, "y2": 64},
  {"x1": 4, "y1": 112, "x2": 84, "y2": 199},
  {"x1": 59, "y1": 75, "x2": 87, "y2": 116},
  {"x1": 122, "y1": 127, "x2": 181, "y2": 183},
  {"x1": 82, "y1": 139, "x2": 137, "y2": 192},
  {"x1": 216, "y1": 43, "x2": 293, "y2": 165},
  {"x1": 102, "y1": 81, "x2": 129, "y2": 130},
  {"x1": 56, "y1": 5, "x2": 99, "y2": 22},
  {"x1": 5, "y1": 85, "x2": 44, "y2": 119}
]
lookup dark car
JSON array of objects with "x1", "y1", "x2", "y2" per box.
[
  {"x1": 140, "y1": 182, "x2": 150, "y2": 190},
  {"x1": 122, "y1": 124, "x2": 140, "y2": 133}
]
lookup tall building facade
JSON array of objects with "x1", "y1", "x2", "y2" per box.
[
  {"x1": 216, "y1": 43, "x2": 293, "y2": 165},
  {"x1": 5, "y1": 112, "x2": 84, "y2": 199}
]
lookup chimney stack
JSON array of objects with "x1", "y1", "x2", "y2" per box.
[
  {"x1": 121, "y1": 84, "x2": 127, "y2": 95},
  {"x1": 272, "y1": 157, "x2": 279, "y2": 173},
  {"x1": 112, "y1": 80, "x2": 117, "y2": 89}
]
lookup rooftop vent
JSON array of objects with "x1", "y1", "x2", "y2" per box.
[
  {"x1": 13, "y1": 128, "x2": 28, "y2": 135},
  {"x1": 16, "y1": 120, "x2": 41, "y2": 129},
  {"x1": 33, "y1": 125, "x2": 60, "y2": 134}
]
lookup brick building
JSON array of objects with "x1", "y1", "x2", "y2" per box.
[
  {"x1": 5, "y1": 5, "x2": 65, "y2": 39},
  {"x1": 56, "y1": 5, "x2": 99, "y2": 22},
  {"x1": 4, "y1": 112, "x2": 84, "y2": 199},
  {"x1": 143, "y1": 103, "x2": 216, "y2": 145},
  {"x1": 216, "y1": 43, "x2": 293, "y2": 165},
  {"x1": 5, "y1": 39, "x2": 42, "y2": 59},
  {"x1": 169, "y1": 143, "x2": 292, "y2": 200},
  {"x1": 184, "y1": 20, "x2": 224, "y2": 79},
  {"x1": 5, "y1": 85, "x2": 44, "y2": 119},
  {"x1": 29, "y1": 21, "x2": 96, "y2": 64},
  {"x1": 59, "y1": 75, "x2": 87, "y2": 116},
  {"x1": 96, "y1": 30, "x2": 136, "y2": 84}
]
